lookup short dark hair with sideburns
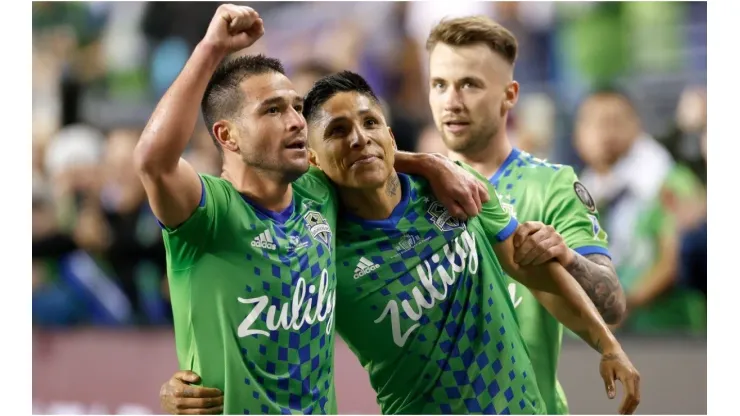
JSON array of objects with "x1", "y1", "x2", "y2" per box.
[
  {"x1": 201, "y1": 54, "x2": 286, "y2": 153},
  {"x1": 302, "y1": 70, "x2": 380, "y2": 125}
]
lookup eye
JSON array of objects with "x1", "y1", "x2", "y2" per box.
[
  {"x1": 432, "y1": 81, "x2": 445, "y2": 90},
  {"x1": 329, "y1": 126, "x2": 347, "y2": 137},
  {"x1": 461, "y1": 82, "x2": 473, "y2": 89},
  {"x1": 293, "y1": 104, "x2": 303, "y2": 113},
  {"x1": 267, "y1": 106, "x2": 280, "y2": 114},
  {"x1": 364, "y1": 118, "x2": 379, "y2": 128}
]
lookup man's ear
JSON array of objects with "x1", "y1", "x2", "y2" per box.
[
  {"x1": 213, "y1": 121, "x2": 239, "y2": 152},
  {"x1": 389, "y1": 127, "x2": 397, "y2": 150},
  {"x1": 502, "y1": 80, "x2": 520, "y2": 113},
  {"x1": 308, "y1": 147, "x2": 320, "y2": 168}
]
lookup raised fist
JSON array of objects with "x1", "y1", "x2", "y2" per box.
[{"x1": 202, "y1": 4, "x2": 265, "y2": 56}]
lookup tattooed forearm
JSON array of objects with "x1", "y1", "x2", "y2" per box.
[
  {"x1": 565, "y1": 253, "x2": 626, "y2": 325},
  {"x1": 573, "y1": 329, "x2": 604, "y2": 353},
  {"x1": 386, "y1": 174, "x2": 400, "y2": 197}
]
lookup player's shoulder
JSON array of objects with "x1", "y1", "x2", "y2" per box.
[
  {"x1": 510, "y1": 149, "x2": 576, "y2": 182},
  {"x1": 454, "y1": 160, "x2": 489, "y2": 183},
  {"x1": 199, "y1": 172, "x2": 228, "y2": 186},
  {"x1": 403, "y1": 172, "x2": 435, "y2": 198},
  {"x1": 294, "y1": 166, "x2": 336, "y2": 199},
  {"x1": 294, "y1": 167, "x2": 338, "y2": 224},
  {"x1": 199, "y1": 173, "x2": 238, "y2": 202}
]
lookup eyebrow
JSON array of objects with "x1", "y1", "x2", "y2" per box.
[
  {"x1": 323, "y1": 108, "x2": 379, "y2": 135},
  {"x1": 431, "y1": 76, "x2": 484, "y2": 85},
  {"x1": 327, "y1": 108, "x2": 374, "y2": 123},
  {"x1": 259, "y1": 95, "x2": 304, "y2": 109}
]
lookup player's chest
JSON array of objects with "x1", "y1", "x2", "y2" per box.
[
  {"x1": 335, "y1": 230, "x2": 492, "y2": 356},
  {"x1": 336, "y1": 223, "x2": 487, "y2": 314},
  {"x1": 229, "y1": 208, "x2": 335, "y2": 262}
]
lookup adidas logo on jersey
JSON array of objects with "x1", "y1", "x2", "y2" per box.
[
  {"x1": 354, "y1": 257, "x2": 379, "y2": 279},
  {"x1": 251, "y1": 230, "x2": 277, "y2": 251}
]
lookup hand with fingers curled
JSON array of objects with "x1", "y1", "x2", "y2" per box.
[
  {"x1": 512, "y1": 221, "x2": 574, "y2": 267},
  {"x1": 160, "y1": 370, "x2": 224, "y2": 415},
  {"x1": 201, "y1": 4, "x2": 265, "y2": 57},
  {"x1": 600, "y1": 349, "x2": 641, "y2": 415}
]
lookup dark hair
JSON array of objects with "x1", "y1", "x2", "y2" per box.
[
  {"x1": 426, "y1": 16, "x2": 518, "y2": 66},
  {"x1": 302, "y1": 70, "x2": 380, "y2": 124},
  {"x1": 201, "y1": 54, "x2": 286, "y2": 154}
]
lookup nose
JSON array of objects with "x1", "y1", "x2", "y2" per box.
[
  {"x1": 287, "y1": 107, "x2": 307, "y2": 133},
  {"x1": 348, "y1": 126, "x2": 370, "y2": 150},
  {"x1": 443, "y1": 87, "x2": 464, "y2": 113}
]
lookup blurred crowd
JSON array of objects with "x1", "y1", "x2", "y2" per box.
[{"x1": 32, "y1": 1, "x2": 707, "y2": 334}]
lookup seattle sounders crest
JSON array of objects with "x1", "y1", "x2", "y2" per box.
[
  {"x1": 426, "y1": 201, "x2": 466, "y2": 232},
  {"x1": 303, "y1": 211, "x2": 332, "y2": 247}
]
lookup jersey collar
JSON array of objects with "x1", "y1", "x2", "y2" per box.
[
  {"x1": 489, "y1": 147, "x2": 521, "y2": 186},
  {"x1": 342, "y1": 173, "x2": 411, "y2": 229},
  {"x1": 240, "y1": 193, "x2": 296, "y2": 225}
]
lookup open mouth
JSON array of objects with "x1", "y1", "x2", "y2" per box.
[
  {"x1": 443, "y1": 122, "x2": 471, "y2": 134},
  {"x1": 285, "y1": 142, "x2": 306, "y2": 150}
]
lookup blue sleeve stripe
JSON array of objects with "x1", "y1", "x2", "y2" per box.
[
  {"x1": 198, "y1": 175, "x2": 207, "y2": 207},
  {"x1": 496, "y1": 217, "x2": 519, "y2": 242},
  {"x1": 155, "y1": 175, "x2": 207, "y2": 229},
  {"x1": 574, "y1": 245, "x2": 611, "y2": 259}
]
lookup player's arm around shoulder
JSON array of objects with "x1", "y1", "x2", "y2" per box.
[
  {"x1": 539, "y1": 165, "x2": 626, "y2": 324},
  {"x1": 395, "y1": 152, "x2": 491, "y2": 220}
]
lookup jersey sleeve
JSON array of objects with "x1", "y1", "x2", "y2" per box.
[
  {"x1": 543, "y1": 166, "x2": 610, "y2": 258},
  {"x1": 458, "y1": 162, "x2": 518, "y2": 243},
  {"x1": 161, "y1": 174, "x2": 233, "y2": 269}
]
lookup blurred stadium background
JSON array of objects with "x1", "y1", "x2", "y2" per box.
[{"x1": 32, "y1": 1, "x2": 707, "y2": 414}]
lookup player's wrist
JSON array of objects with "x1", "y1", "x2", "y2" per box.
[
  {"x1": 394, "y1": 151, "x2": 445, "y2": 176},
  {"x1": 560, "y1": 248, "x2": 576, "y2": 268},
  {"x1": 598, "y1": 331, "x2": 622, "y2": 355},
  {"x1": 195, "y1": 40, "x2": 230, "y2": 65}
]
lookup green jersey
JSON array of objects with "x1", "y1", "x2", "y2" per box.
[
  {"x1": 334, "y1": 172, "x2": 546, "y2": 415},
  {"x1": 163, "y1": 167, "x2": 339, "y2": 415},
  {"x1": 488, "y1": 148, "x2": 610, "y2": 415}
]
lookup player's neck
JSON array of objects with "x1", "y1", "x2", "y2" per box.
[
  {"x1": 222, "y1": 163, "x2": 293, "y2": 212},
  {"x1": 448, "y1": 132, "x2": 513, "y2": 179},
  {"x1": 339, "y1": 173, "x2": 402, "y2": 220}
]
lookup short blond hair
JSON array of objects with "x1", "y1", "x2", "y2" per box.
[{"x1": 426, "y1": 16, "x2": 518, "y2": 65}]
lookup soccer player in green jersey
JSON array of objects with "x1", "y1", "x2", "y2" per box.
[
  {"x1": 302, "y1": 71, "x2": 639, "y2": 416},
  {"x1": 159, "y1": 71, "x2": 641, "y2": 415},
  {"x1": 135, "y1": 5, "x2": 493, "y2": 415},
  {"x1": 424, "y1": 16, "x2": 628, "y2": 415}
]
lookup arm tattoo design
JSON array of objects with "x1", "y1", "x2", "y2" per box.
[
  {"x1": 565, "y1": 253, "x2": 626, "y2": 325},
  {"x1": 573, "y1": 329, "x2": 604, "y2": 354}
]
